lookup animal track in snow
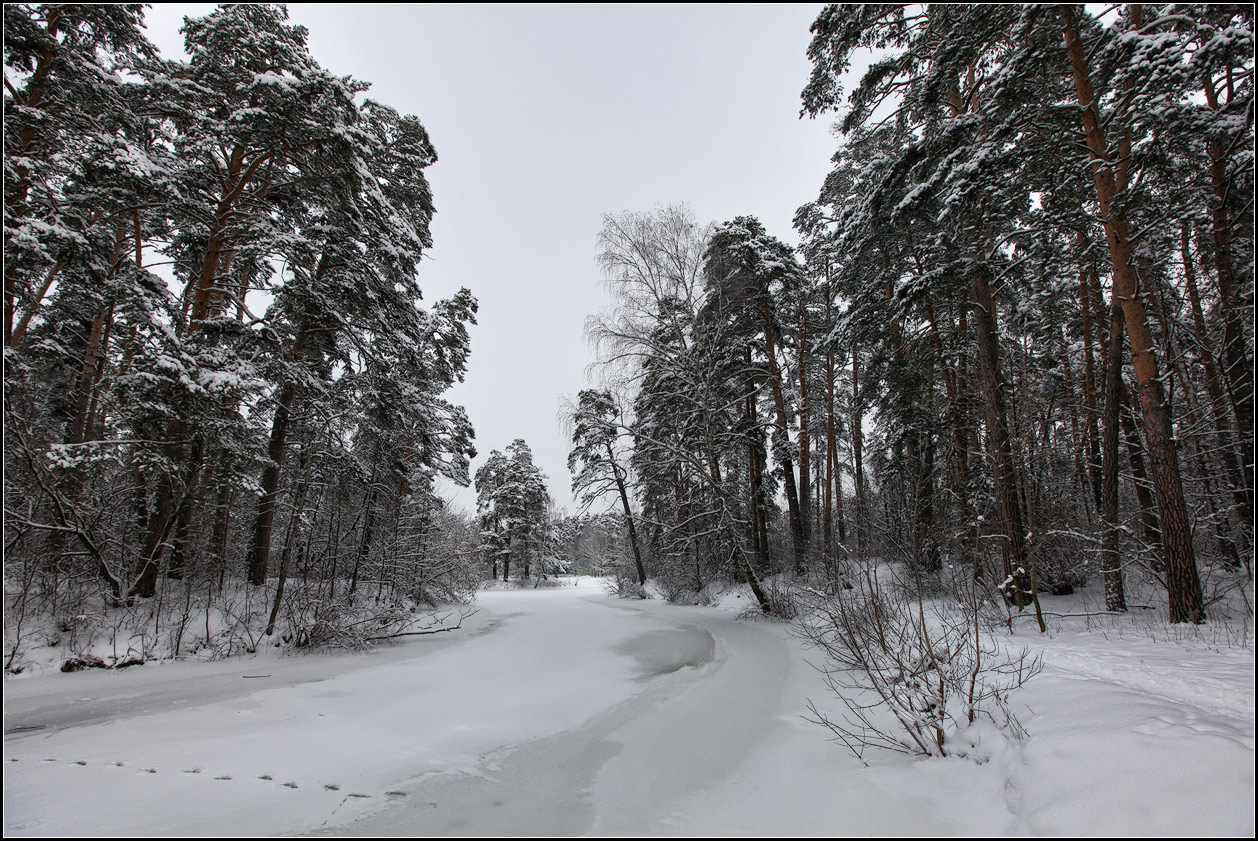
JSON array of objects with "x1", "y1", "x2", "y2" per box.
[{"x1": 8, "y1": 757, "x2": 407, "y2": 803}]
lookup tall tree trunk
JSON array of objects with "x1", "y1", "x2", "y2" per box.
[
  {"x1": 1079, "y1": 261, "x2": 1104, "y2": 514},
  {"x1": 1100, "y1": 302, "x2": 1127, "y2": 611},
  {"x1": 606, "y1": 441, "x2": 647, "y2": 585},
  {"x1": 954, "y1": 307, "x2": 982, "y2": 580},
  {"x1": 267, "y1": 455, "x2": 314, "y2": 637},
  {"x1": 971, "y1": 266, "x2": 1032, "y2": 606},
  {"x1": 209, "y1": 476, "x2": 235, "y2": 588},
  {"x1": 4, "y1": 9, "x2": 61, "y2": 344},
  {"x1": 1059, "y1": 327, "x2": 1090, "y2": 519},
  {"x1": 188, "y1": 145, "x2": 272, "y2": 326},
  {"x1": 64, "y1": 305, "x2": 109, "y2": 449},
  {"x1": 1202, "y1": 77, "x2": 1255, "y2": 510},
  {"x1": 1118, "y1": 384, "x2": 1163, "y2": 558},
  {"x1": 824, "y1": 294, "x2": 846, "y2": 553},
  {"x1": 924, "y1": 299, "x2": 970, "y2": 570},
  {"x1": 1181, "y1": 222, "x2": 1252, "y2": 536},
  {"x1": 245, "y1": 319, "x2": 311, "y2": 586},
  {"x1": 851, "y1": 349, "x2": 867, "y2": 561},
  {"x1": 245, "y1": 379, "x2": 300, "y2": 585},
  {"x1": 1062, "y1": 3, "x2": 1204, "y2": 622},
  {"x1": 349, "y1": 462, "x2": 379, "y2": 598},
  {"x1": 131, "y1": 475, "x2": 177, "y2": 599},
  {"x1": 797, "y1": 298, "x2": 812, "y2": 558},
  {"x1": 757, "y1": 300, "x2": 807, "y2": 572}
]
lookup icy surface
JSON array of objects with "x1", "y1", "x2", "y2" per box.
[{"x1": 3, "y1": 578, "x2": 1254, "y2": 836}]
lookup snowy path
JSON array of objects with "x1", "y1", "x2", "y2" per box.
[{"x1": 3, "y1": 580, "x2": 1255, "y2": 836}]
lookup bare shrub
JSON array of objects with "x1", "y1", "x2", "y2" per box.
[
  {"x1": 797, "y1": 563, "x2": 1041, "y2": 761},
  {"x1": 737, "y1": 576, "x2": 798, "y2": 620},
  {"x1": 604, "y1": 567, "x2": 651, "y2": 600},
  {"x1": 275, "y1": 582, "x2": 474, "y2": 650}
]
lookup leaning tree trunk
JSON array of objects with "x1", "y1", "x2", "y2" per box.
[{"x1": 607, "y1": 441, "x2": 647, "y2": 585}]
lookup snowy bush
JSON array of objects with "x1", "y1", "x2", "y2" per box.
[
  {"x1": 797, "y1": 564, "x2": 1040, "y2": 761},
  {"x1": 735, "y1": 576, "x2": 799, "y2": 620},
  {"x1": 605, "y1": 568, "x2": 651, "y2": 600}
]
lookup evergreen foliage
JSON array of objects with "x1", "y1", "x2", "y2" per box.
[{"x1": 4, "y1": 3, "x2": 479, "y2": 664}]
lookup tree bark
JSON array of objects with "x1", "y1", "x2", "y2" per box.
[
  {"x1": 851, "y1": 349, "x2": 867, "y2": 561},
  {"x1": 606, "y1": 441, "x2": 647, "y2": 585},
  {"x1": 1180, "y1": 222, "x2": 1251, "y2": 535},
  {"x1": 245, "y1": 319, "x2": 311, "y2": 585},
  {"x1": 757, "y1": 299, "x2": 807, "y2": 572},
  {"x1": 1202, "y1": 76, "x2": 1255, "y2": 510},
  {"x1": 4, "y1": 9, "x2": 62, "y2": 344},
  {"x1": 1062, "y1": 4, "x2": 1204, "y2": 622},
  {"x1": 1100, "y1": 302, "x2": 1127, "y2": 611},
  {"x1": 971, "y1": 266, "x2": 1032, "y2": 605},
  {"x1": 349, "y1": 462, "x2": 379, "y2": 598},
  {"x1": 1078, "y1": 260, "x2": 1103, "y2": 515},
  {"x1": 266, "y1": 454, "x2": 313, "y2": 636},
  {"x1": 797, "y1": 297, "x2": 812, "y2": 557}
]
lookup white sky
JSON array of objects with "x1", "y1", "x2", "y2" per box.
[{"x1": 141, "y1": 3, "x2": 842, "y2": 513}]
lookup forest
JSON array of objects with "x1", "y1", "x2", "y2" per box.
[{"x1": 2, "y1": 5, "x2": 1254, "y2": 832}]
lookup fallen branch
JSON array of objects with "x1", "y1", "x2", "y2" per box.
[
  {"x1": 1012, "y1": 607, "x2": 1155, "y2": 619},
  {"x1": 365, "y1": 609, "x2": 476, "y2": 642},
  {"x1": 367, "y1": 626, "x2": 463, "y2": 641}
]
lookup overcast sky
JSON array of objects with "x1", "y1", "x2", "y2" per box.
[{"x1": 142, "y1": 4, "x2": 843, "y2": 514}]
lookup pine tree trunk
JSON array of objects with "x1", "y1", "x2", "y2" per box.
[
  {"x1": 758, "y1": 301, "x2": 806, "y2": 572},
  {"x1": 1100, "y1": 302, "x2": 1127, "y2": 611},
  {"x1": 1118, "y1": 386, "x2": 1163, "y2": 558},
  {"x1": 925, "y1": 299, "x2": 970, "y2": 569},
  {"x1": 349, "y1": 463, "x2": 379, "y2": 598},
  {"x1": 209, "y1": 477, "x2": 234, "y2": 587},
  {"x1": 851, "y1": 349, "x2": 867, "y2": 561},
  {"x1": 745, "y1": 348, "x2": 771, "y2": 568},
  {"x1": 1181, "y1": 222, "x2": 1251, "y2": 535},
  {"x1": 245, "y1": 319, "x2": 311, "y2": 586},
  {"x1": 1079, "y1": 261, "x2": 1104, "y2": 514},
  {"x1": 1063, "y1": 4, "x2": 1204, "y2": 622},
  {"x1": 3, "y1": 10, "x2": 61, "y2": 344},
  {"x1": 1203, "y1": 120, "x2": 1254, "y2": 511},
  {"x1": 607, "y1": 442, "x2": 647, "y2": 585},
  {"x1": 823, "y1": 274, "x2": 847, "y2": 554},
  {"x1": 971, "y1": 266, "x2": 1032, "y2": 606},
  {"x1": 797, "y1": 298, "x2": 812, "y2": 556},
  {"x1": 267, "y1": 459, "x2": 314, "y2": 636}
]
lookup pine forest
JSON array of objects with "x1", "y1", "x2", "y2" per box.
[{"x1": 3, "y1": 4, "x2": 1254, "y2": 836}]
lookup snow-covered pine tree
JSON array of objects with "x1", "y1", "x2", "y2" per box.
[{"x1": 475, "y1": 441, "x2": 550, "y2": 583}]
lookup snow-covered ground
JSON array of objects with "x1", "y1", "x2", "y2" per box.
[{"x1": 3, "y1": 577, "x2": 1254, "y2": 836}]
